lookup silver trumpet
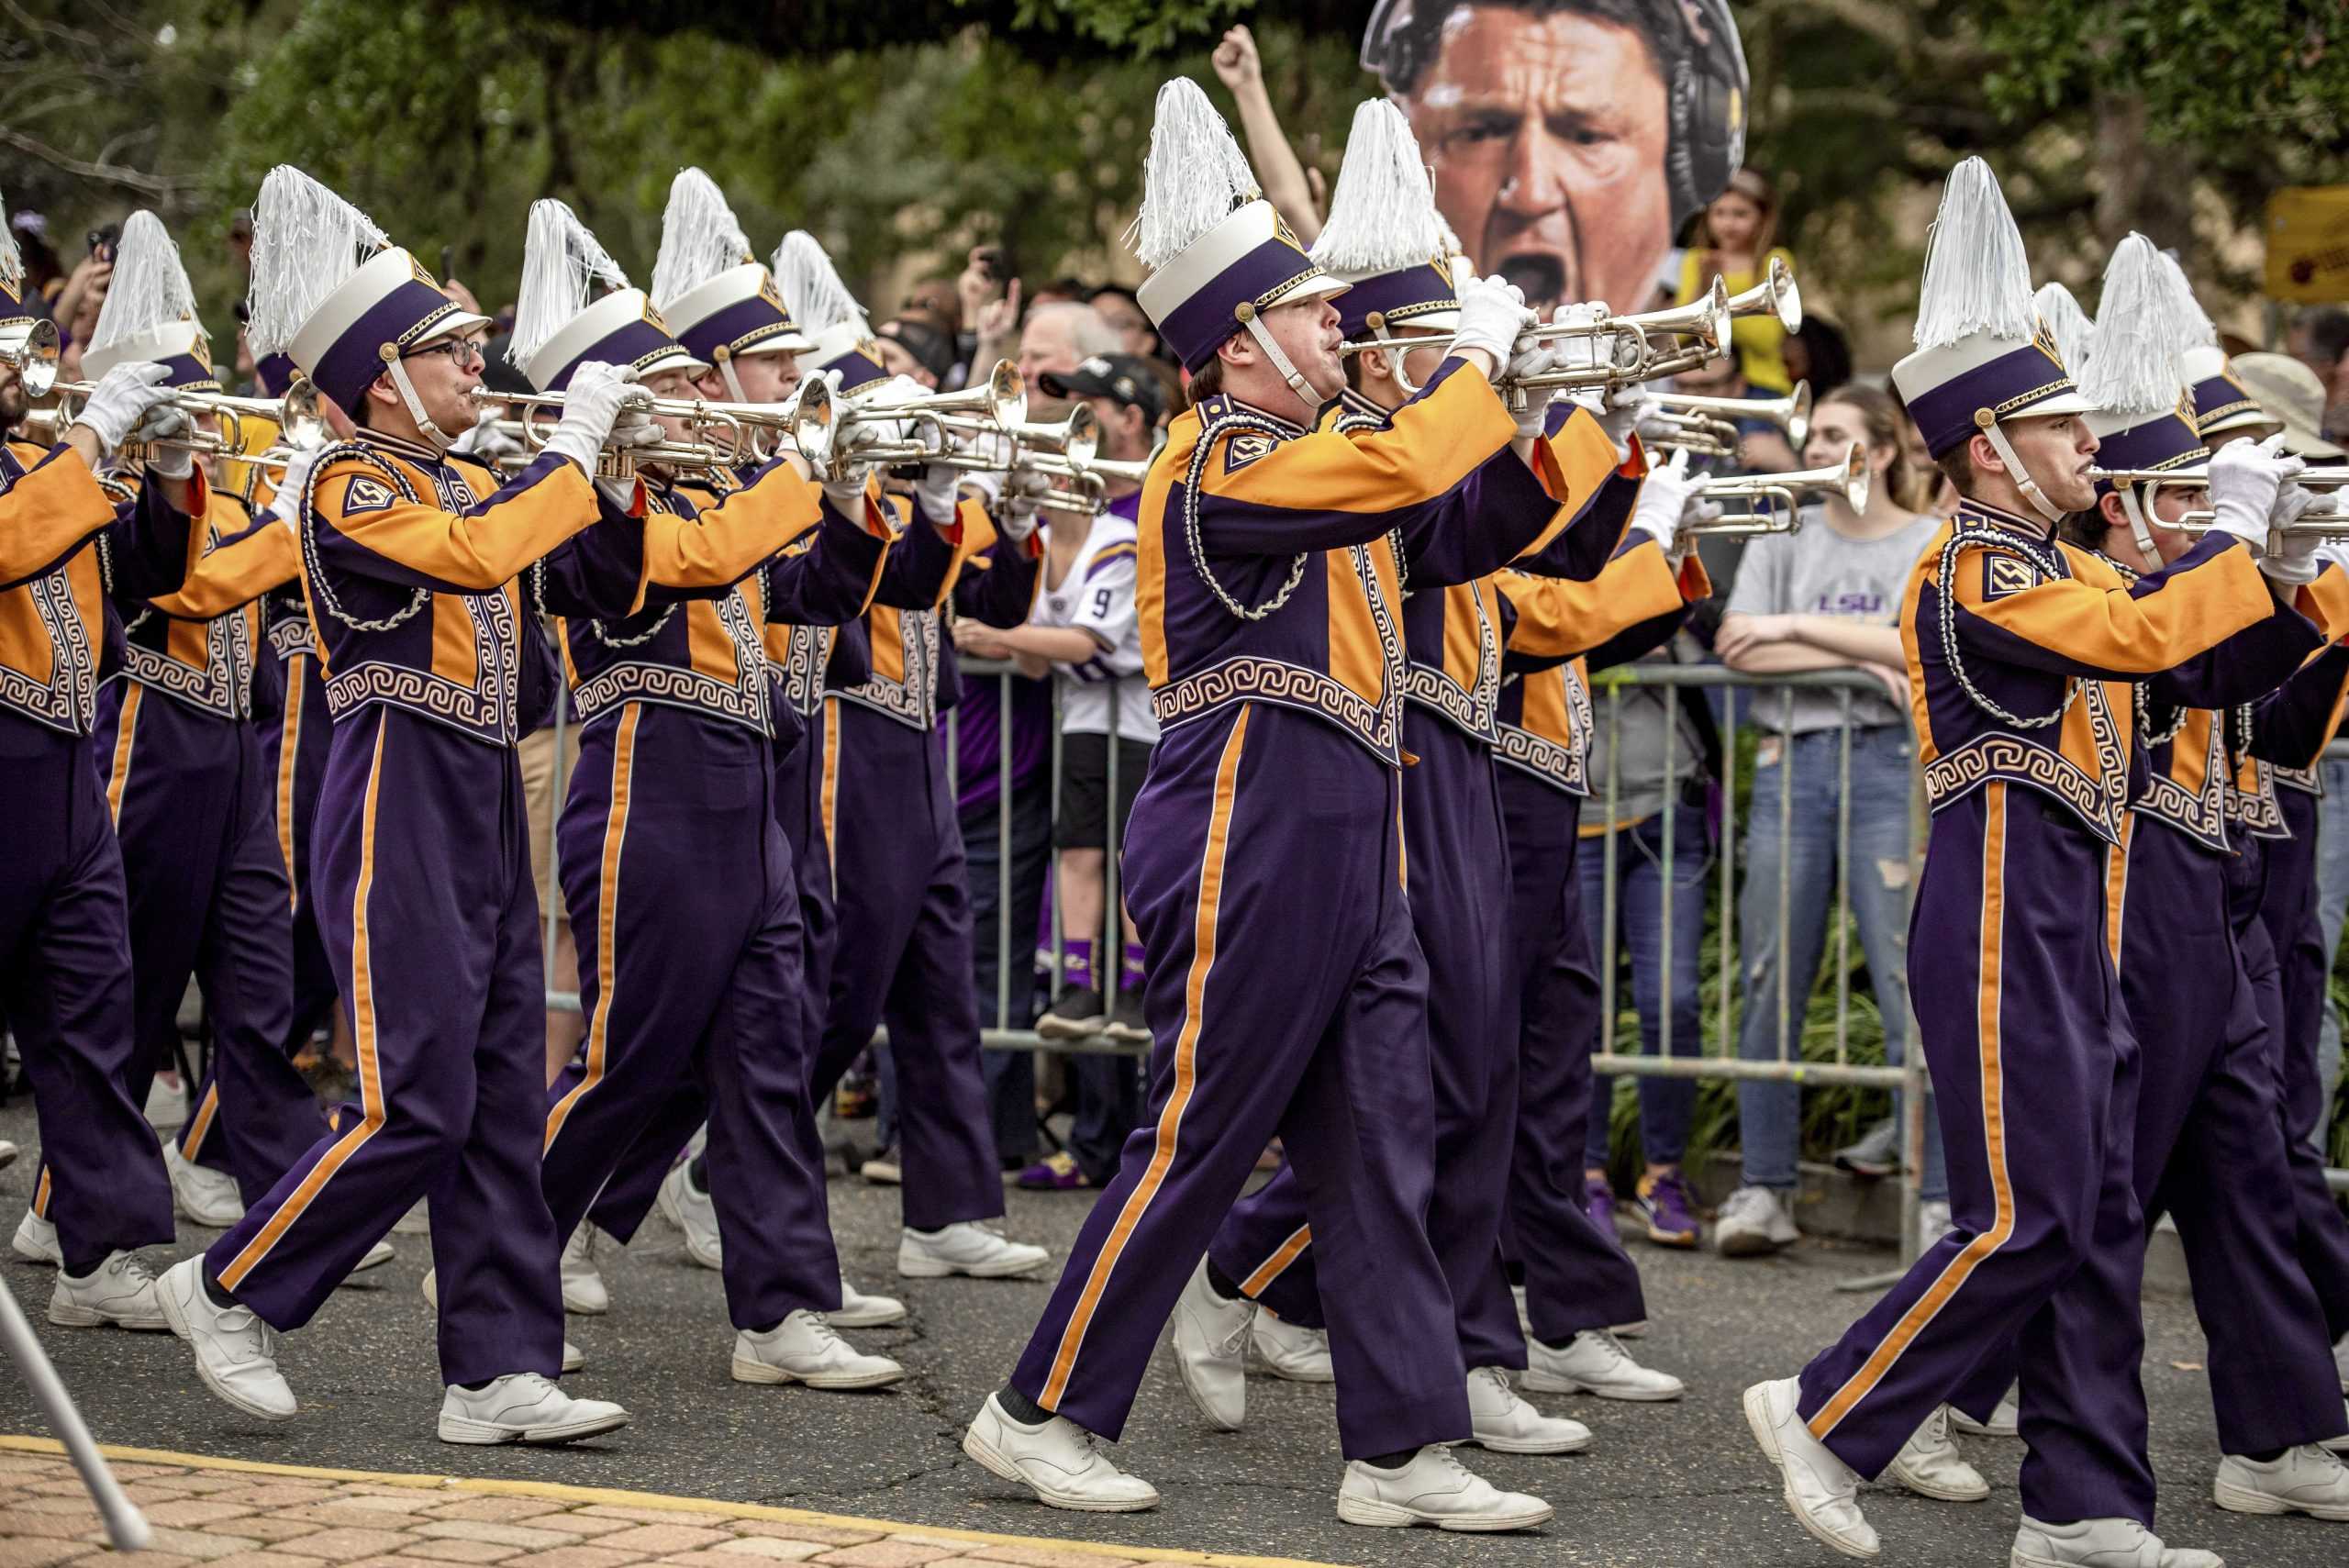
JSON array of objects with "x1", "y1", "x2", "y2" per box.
[
  {"x1": 0, "y1": 318, "x2": 61, "y2": 397},
  {"x1": 1685, "y1": 440, "x2": 1869, "y2": 536},
  {"x1": 1644, "y1": 380, "x2": 1813, "y2": 460},
  {"x1": 796, "y1": 360, "x2": 1030, "y2": 479},
  {"x1": 1013, "y1": 450, "x2": 1152, "y2": 515},
  {"x1": 932, "y1": 404, "x2": 1101, "y2": 475},
  {"x1": 29, "y1": 376, "x2": 321, "y2": 464},
  {"x1": 2107, "y1": 462, "x2": 2349, "y2": 537},
  {"x1": 1342, "y1": 277, "x2": 1736, "y2": 403},
  {"x1": 1724, "y1": 254, "x2": 1803, "y2": 335},
  {"x1": 468, "y1": 385, "x2": 743, "y2": 475}
]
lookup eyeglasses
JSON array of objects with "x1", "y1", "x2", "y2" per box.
[{"x1": 404, "y1": 336, "x2": 484, "y2": 369}]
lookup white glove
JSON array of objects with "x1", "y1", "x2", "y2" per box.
[
  {"x1": 995, "y1": 467, "x2": 1055, "y2": 543},
  {"x1": 913, "y1": 461, "x2": 963, "y2": 527},
  {"x1": 540, "y1": 361, "x2": 641, "y2": 475},
  {"x1": 2260, "y1": 482, "x2": 2324, "y2": 584},
  {"x1": 609, "y1": 406, "x2": 662, "y2": 451},
  {"x1": 2206, "y1": 432, "x2": 2305, "y2": 554},
  {"x1": 1451, "y1": 272, "x2": 1535, "y2": 370},
  {"x1": 957, "y1": 463, "x2": 1007, "y2": 511},
  {"x1": 265, "y1": 446, "x2": 327, "y2": 532},
  {"x1": 143, "y1": 428, "x2": 195, "y2": 480},
  {"x1": 1627, "y1": 453, "x2": 1700, "y2": 553},
  {"x1": 71, "y1": 361, "x2": 176, "y2": 454},
  {"x1": 820, "y1": 465, "x2": 876, "y2": 517}
]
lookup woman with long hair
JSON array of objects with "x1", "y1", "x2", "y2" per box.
[{"x1": 1675, "y1": 168, "x2": 1797, "y2": 393}]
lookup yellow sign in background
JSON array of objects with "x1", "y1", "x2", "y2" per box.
[{"x1": 2267, "y1": 185, "x2": 2349, "y2": 303}]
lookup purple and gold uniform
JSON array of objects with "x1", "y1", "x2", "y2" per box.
[
  {"x1": 1793, "y1": 497, "x2": 2303, "y2": 1524},
  {"x1": 1009, "y1": 358, "x2": 1567, "y2": 1458},
  {"x1": 90, "y1": 492, "x2": 324, "y2": 1205},
  {"x1": 203, "y1": 429, "x2": 617, "y2": 1384},
  {"x1": 2, "y1": 438, "x2": 202, "y2": 1270},
  {"x1": 539, "y1": 458, "x2": 890, "y2": 1329}
]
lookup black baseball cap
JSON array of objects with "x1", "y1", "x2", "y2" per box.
[{"x1": 1039, "y1": 352, "x2": 1165, "y2": 424}]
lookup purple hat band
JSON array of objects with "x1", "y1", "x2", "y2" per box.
[
  {"x1": 823, "y1": 347, "x2": 888, "y2": 393},
  {"x1": 677, "y1": 296, "x2": 799, "y2": 363},
  {"x1": 2190, "y1": 373, "x2": 2262, "y2": 430},
  {"x1": 2096, "y1": 414, "x2": 2205, "y2": 492},
  {"x1": 1336, "y1": 262, "x2": 1454, "y2": 342},
  {"x1": 1907, "y1": 343, "x2": 2080, "y2": 459},
  {"x1": 546, "y1": 318, "x2": 694, "y2": 394},
  {"x1": 311, "y1": 279, "x2": 464, "y2": 412},
  {"x1": 256, "y1": 353, "x2": 299, "y2": 398},
  {"x1": 1159, "y1": 236, "x2": 1330, "y2": 373}
]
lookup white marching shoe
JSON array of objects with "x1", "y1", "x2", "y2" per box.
[
  {"x1": 1953, "y1": 1389, "x2": 2021, "y2": 1438},
  {"x1": 561, "y1": 1225, "x2": 609, "y2": 1315},
  {"x1": 144, "y1": 1073, "x2": 188, "y2": 1132},
  {"x1": 438, "y1": 1372, "x2": 629, "y2": 1446},
  {"x1": 562, "y1": 1340, "x2": 584, "y2": 1374},
  {"x1": 1743, "y1": 1377, "x2": 1877, "y2": 1560},
  {"x1": 731, "y1": 1311, "x2": 904, "y2": 1390},
  {"x1": 831, "y1": 1274, "x2": 907, "y2": 1329},
  {"x1": 2335, "y1": 1332, "x2": 2349, "y2": 1396},
  {"x1": 2010, "y1": 1516, "x2": 2221, "y2": 1568},
  {"x1": 2212, "y1": 1445, "x2": 2349, "y2": 1519},
  {"x1": 1336, "y1": 1444, "x2": 1553, "y2": 1531},
  {"x1": 49, "y1": 1251, "x2": 168, "y2": 1330},
  {"x1": 1169, "y1": 1256, "x2": 1252, "y2": 1430},
  {"x1": 1464, "y1": 1365, "x2": 1590, "y2": 1454},
  {"x1": 1714, "y1": 1184, "x2": 1801, "y2": 1256},
  {"x1": 158, "y1": 1257, "x2": 295, "y2": 1422},
  {"x1": 393, "y1": 1200, "x2": 429, "y2": 1236},
  {"x1": 13, "y1": 1209, "x2": 61, "y2": 1266},
  {"x1": 1886, "y1": 1407, "x2": 1988, "y2": 1501},
  {"x1": 330, "y1": 1240, "x2": 395, "y2": 1287},
  {"x1": 896, "y1": 1220, "x2": 1048, "y2": 1279},
  {"x1": 1524, "y1": 1329, "x2": 1685, "y2": 1401},
  {"x1": 963, "y1": 1391, "x2": 1161, "y2": 1513},
  {"x1": 162, "y1": 1141, "x2": 245, "y2": 1228},
  {"x1": 657, "y1": 1161, "x2": 723, "y2": 1271},
  {"x1": 1252, "y1": 1310, "x2": 1333, "y2": 1382}
]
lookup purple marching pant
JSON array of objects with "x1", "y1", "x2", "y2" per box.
[
  {"x1": 807, "y1": 700, "x2": 1002, "y2": 1231},
  {"x1": 82, "y1": 682, "x2": 317, "y2": 1206},
  {"x1": 263, "y1": 651, "x2": 340, "y2": 1054},
  {"x1": 1796, "y1": 783, "x2": 2154, "y2": 1529},
  {"x1": 540, "y1": 704, "x2": 839, "y2": 1324},
  {"x1": 0, "y1": 715, "x2": 173, "y2": 1273},
  {"x1": 1497, "y1": 773, "x2": 1648, "y2": 1340},
  {"x1": 1010, "y1": 704, "x2": 1469, "y2": 1459},
  {"x1": 205, "y1": 707, "x2": 563, "y2": 1386},
  {"x1": 1208, "y1": 713, "x2": 1526, "y2": 1368}
]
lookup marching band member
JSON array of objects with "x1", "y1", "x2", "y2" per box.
[
  {"x1": 66, "y1": 213, "x2": 331, "y2": 1240},
  {"x1": 503, "y1": 199, "x2": 906, "y2": 1391},
  {"x1": 1175, "y1": 97, "x2": 1680, "y2": 1452},
  {"x1": 2037, "y1": 234, "x2": 2349, "y2": 1514},
  {"x1": 770, "y1": 228, "x2": 1053, "y2": 1284},
  {"x1": 964, "y1": 78, "x2": 1561, "y2": 1529},
  {"x1": 1744, "y1": 159, "x2": 2324, "y2": 1567},
  {"x1": 156, "y1": 167, "x2": 633, "y2": 1444},
  {"x1": 2, "y1": 188, "x2": 201, "y2": 1327}
]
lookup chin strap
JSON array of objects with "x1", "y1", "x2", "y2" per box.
[
  {"x1": 1240, "y1": 308, "x2": 1323, "y2": 405},
  {"x1": 716, "y1": 348, "x2": 747, "y2": 404},
  {"x1": 2119, "y1": 484, "x2": 2159, "y2": 560},
  {"x1": 1976, "y1": 415, "x2": 2064, "y2": 527},
  {"x1": 384, "y1": 351, "x2": 455, "y2": 452}
]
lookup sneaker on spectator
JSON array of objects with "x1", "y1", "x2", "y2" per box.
[
  {"x1": 1833, "y1": 1118, "x2": 1899, "y2": 1179},
  {"x1": 1716, "y1": 1185, "x2": 1800, "y2": 1257},
  {"x1": 1636, "y1": 1171, "x2": 1698, "y2": 1248},
  {"x1": 1104, "y1": 992, "x2": 1152, "y2": 1046},
  {"x1": 1016, "y1": 1151, "x2": 1092, "y2": 1192},
  {"x1": 1037, "y1": 987, "x2": 1108, "y2": 1041},
  {"x1": 1918, "y1": 1199, "x2": 1955, "y2": 1252},
  {"x1": 1584, "y1": 1176, "x2": 1618, "y2": 1236},
  {"x1": 860, "y1": 1148, "x2": 902, "y2": 1186}
]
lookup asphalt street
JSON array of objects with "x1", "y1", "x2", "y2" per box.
[{"x1": 2, "y1": 1094, "x2": 2343, "y2": 1568}]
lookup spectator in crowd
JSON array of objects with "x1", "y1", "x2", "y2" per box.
[
  {"x1": 1782, "y1": 316, "x2": 1851, "y2": 400},
  {"x1": 1709, "y1": 383, "x2": 1947, "y2": 1256},
  {"x1": 10, "y1": 210, "x2": 62, "y2": 316},
  {"x1": 1084, "y1": 284, "x2": 1161, "y2": 362},
  {"x1": 1886, "y1": 380, "x2": 1957, "y2": 517},
  {"x1": 955, "y1": 354, "x2": 1165, "y2": 1192},
  {"x1": 2287, "y1": 305, "x2": 2349, "y2": 442},
  {"x1": 1578, "y1": 635, "x2": 1717, "y2": 1251},
  {"x1": 1675, "y1": 168, "x2": 1798, "y2": 393},
  {"x1": 956, "y1": 244, "x2": 1022, "y2": 388},
  {"x1": 874, "y1": 313, "x2": 958, "y2": 388},
  {"x1": 1209, "y1": 24, "x2": 1326, "y2": 243},
  {"x1": 1017, "y1": 302, "x2": 1121, "y2": 413}
]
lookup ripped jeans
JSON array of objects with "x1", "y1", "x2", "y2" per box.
[{"x1": 1733, "y1": 724, "x2": 1945, "y2": 1200}]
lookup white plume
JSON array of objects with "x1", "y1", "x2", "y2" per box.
[
  {"x1": 508, "y1": 198, "x2": 630, "y2": 371},
  {"x1": 1310, "y1": 99, "x2": 1444, "y2": 275},
  {"x1": 246, "y1": 166, "x2": 390, "y2": 358},
  {"x1": 773, "y1": 230, "x2": 867, "y2": 339},
  {"x1": 2078, "y1": 234, "x2": 2191, "y2": 418},
  {"x1": 0, "y1": 189, "x2": 22, "y2": 298},
  {"x1": 2156, "y1": 250, "x2": 2220, "y2": 348},
  {"x1": 651, "y1": 167, "x2": 753, "y2": 309},
  {"x1": 1129, "y1": 78, "x2": 1259, "y2": 270},
  {"x1": 1912, "y1": 157, "x2": 2038, "y2": 350},
  {"x1": 2032, "y1": 282, "x2": 2094, "y2": 377},
  {"x1": 91, "y1": 211, "x2": 200, "y2": 352}
]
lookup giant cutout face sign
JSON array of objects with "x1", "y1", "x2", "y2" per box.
[{"x1": 1362, "y1": 0, "x2": 1748, "y2": 316}]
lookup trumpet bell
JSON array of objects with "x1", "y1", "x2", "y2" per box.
[
  {"x1": 0, "y1": 318, "x2": 61, "y2": 398},
  {"x1": 1723, "y1": 255, "x2": 1801, "y2": 335}
]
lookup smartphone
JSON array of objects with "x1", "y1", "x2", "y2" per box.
[
  {"x1": 88, "y1": 224, "x2": 120, "y2": 261},
  {"x1": 975, "y1": 246, "x2": 1006, "y2": 284}
]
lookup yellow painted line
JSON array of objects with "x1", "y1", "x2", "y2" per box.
[{"x1": 0, "y1": 1436, "x2": 1351, "y2": 1568}]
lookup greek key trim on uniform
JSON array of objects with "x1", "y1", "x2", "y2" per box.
[
  {"x1": 2272, "y1": 762, "x2": 2322, "y2": 796},
  {"x1": 0, "y1": 566, "x2": 92, "y2": 734},
  {"x1": 835, "y1": 608, "x2": 941, "y2": 731},
  {"x1": 1152, "y1": 654, "x2": 1399, "y2": 762},
  {"x1": 573, "y1": 662, "x2": 769, "y2": 734},
  {"x1": 1495, "y1": 721, "x2": 1586, "y2": 795},
  {"x1": 322, "y1": 660, "x2": 503, "y2": 737},
  {"x1": 1922, "y1": 728, "x2": 2125, "y2": 845}
]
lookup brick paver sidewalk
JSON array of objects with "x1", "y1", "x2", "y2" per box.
[{"x1": 0, "y1": 1440, "x2": 1331, "y2": 1568}]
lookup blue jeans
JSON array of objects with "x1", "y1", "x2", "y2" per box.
[
  {"x1": 1579, "y1": 802, "x2": 1709, "y2": 1170},
  {"x1": 1733, "y1": 725, "x2": 1945, "y2": 1200},
  {"x1": 2311, "y1": 755, "x2": 2349, "y2": 1149}
]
